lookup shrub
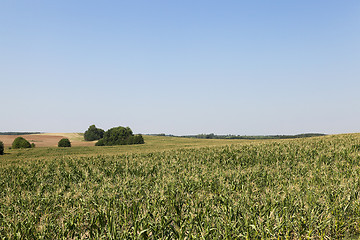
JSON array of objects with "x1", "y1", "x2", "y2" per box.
[
  {"x1": 84, "y1": 125, "x2": 105, "y2": 141},
  {"x1": 31, "y1": 143, "x2": 36, "y2": 148},
  {"x1": 0, "y1": 141, "x2": 3, "y2": 155},
  {"x1": 58, "y1": 138, "x2": 71, "y2": 147},
  {"x1": 95, "y1": 138, "x2": 105, "y2": 146},
  {"x1": 97, "y1": 126, "x2": 144, "y2": 146},
  {"x1": 136, "y1": 135, "x2": 145, "y2": 144},
  {"x1": 128, "y1": 134, "x2": 145, "y2": 144},
  {"x1": 12, "y1": 137, "x2": 31, "y2": 149}
]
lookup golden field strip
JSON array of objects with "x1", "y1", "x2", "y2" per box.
[
  {"x1": 0, "y1": 133, "x2": 95, "y2": 148},
  {"x1": 1, "y1": 134, "x2": 360, "y2": 239}
]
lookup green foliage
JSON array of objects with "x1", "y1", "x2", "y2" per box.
[
  {"x1": 95, "y1": 138, "x2": 105, "y2": 146},
  {"x1": 0, "y1": 141, "x2": 3, "y2": 155},
  {"x1": 97, "y1": 126, "x2": 144, "y2": 146},
  {"x1": 352, "y1": 144, "x2": 360, "y2": 151},
  {"x1": 31, "y1": 143, "x2": 36, "y2": 148},
  {"x1": 12, "y1": 137, "x2": 31, "y2": 149},
  {"x1": 0, "y1": 135, "x2": 360, "y2": 239},
  {"x1": 127, "y1": 134, "x2": 145, "y2": 144},
  {"x1": 3, "y1": 134, "x2": 360, "y2": 238},
  {"x1": 84, "y1": 125, "x2": 105, "y2": 141},
  {"x1": 58, "y1": 138, "x2": 71, "y2": 147}
]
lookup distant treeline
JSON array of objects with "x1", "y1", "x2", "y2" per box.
[
  {"x1": 147, "y1": 133, "x2": 175, "y2": 137},
  {"x1": 182, "y1": 133, "x2": 326, "y2": 140},
  {"x1": 147, "y1": 133, "x2": 326, "y2": 140},
  {"x1": 0, "y1": 132, "x2": 41, "y2": 135}
]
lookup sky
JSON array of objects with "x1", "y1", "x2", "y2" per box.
[{"x1": 1, "y1": 1, "x2": 360, "y2": 135}]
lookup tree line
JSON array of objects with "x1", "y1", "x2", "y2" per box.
[
  {"x1": 179, "y1": 133, "x2": 326, "y2": 140},
  {"x1": 0, "y1": 132, "x2": 41, "y2": 135}
]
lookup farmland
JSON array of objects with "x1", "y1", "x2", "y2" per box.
[
  {"x1": 1, "y1": 134, "x2": 360, "y2": 239},
  {"x1": 0, "y1": 133, "x2": 95, "y2": 148}
]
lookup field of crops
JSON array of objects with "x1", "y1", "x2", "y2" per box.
[{"x1": 1, "y1": 134, "x2": 360, "y2": 239}]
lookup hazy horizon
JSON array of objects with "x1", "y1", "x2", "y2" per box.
[{"x1": 2, "y1": 1, "x2": 359, "y2": 135}]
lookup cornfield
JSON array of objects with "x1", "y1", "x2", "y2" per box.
[{"x1": 1, "y1": 134, "x2": 360, "y2": 239}]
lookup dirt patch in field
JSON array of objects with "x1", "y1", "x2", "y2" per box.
[{"x1": 0, "y1": 134, "x2": 95, "y2": 147}]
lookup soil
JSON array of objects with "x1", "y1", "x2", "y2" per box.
[{"x1": 0, "y1": 134, "x2": 95, "y2": 147}]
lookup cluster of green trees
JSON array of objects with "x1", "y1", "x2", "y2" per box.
[
  {"x1": 84, "y1": 125, "x2": 144, "y2": 146},
  {"x1": 0, "y1": 137, "x2": 35, "y2": 154},
  {"x1": 0, "y1": 124, "x2": 143, "y2": 154},
  {"x1": 0, "y1": 137, "x2": 72, "y2": 154}
]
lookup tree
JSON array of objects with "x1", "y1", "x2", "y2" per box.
[
  {"x1": 12, "y1": 137, "x2": 31, "y2": 149},
  {"x1": 84, "y1": 125, "x2": 105, "y2": 141},
  {"x1": 0, "y1": 141, "x2": 4, "y2": 155},
  {"x1": 58, "y1": 138, "x2": 71, "y2": 147},
  {"x1": 96, "y1": 126, "x2": 144, "y2": 146},
  {"x1": 102, "y1": 126, "x2": 133, "y2": 145}
]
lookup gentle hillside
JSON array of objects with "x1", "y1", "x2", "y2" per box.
[
  {"x1": 0, "y1": 133, "x2": 93, "y2": 148},
  {"x1": 0, "y1": 135, "x2": 260, "y2": 162},
  {"x1": 1, "y1": 133, "x2": 360, "y2": 238}
]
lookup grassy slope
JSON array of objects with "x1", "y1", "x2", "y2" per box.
[
  {"x1": 0, "y1": 135, "x2": 256, "y2": 164},
  {"x1": 39, "y1": 133, "x2": 86, "y2": 142},
  {"x1": 2, "y1": 134, "x2": 360, "y2": 238}
]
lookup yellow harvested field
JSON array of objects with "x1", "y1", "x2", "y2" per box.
[{"x1": 0, "y1": 133, "x2": 95, "y2": 147}]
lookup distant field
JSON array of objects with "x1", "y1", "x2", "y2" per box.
[
  {"x1": 0, "y1": 133, "x2": 95, "y2": 148},
  {"x1": 0, "y1": 135, "x2": 253, "y2": 162},
  {"x1": 1, "y1": 134, "x2": 360, "y2": 239}
]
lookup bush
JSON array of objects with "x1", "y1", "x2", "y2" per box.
[
  {"x1": 58, "y1": 138, "x2": 71, "y2": 147},
  {"x1": 96, "y1": 126, "x2": 144, "y2": 146},
  {"x1": 31, "y1": 143, "x2": 36, "y2": 148},
  {"x1": 84, "y1": 125, "x2": 105, "y2": 141},
  {"x1": 127, "y1": 134, "x2": 145, "y2": 144},
  {"x1": 0, "y1": 141, "x2": 4, "y2": 155},
  {"x1": 95, "y1": 138, "x2": 105, "y2": 146},
  {"x1": 12, "y1": 137, "x2": 31, "y2": 149}
]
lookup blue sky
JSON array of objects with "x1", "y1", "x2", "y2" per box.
[{"x1": 1, "y1": 1, "x2": 359, "y2": 135}]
